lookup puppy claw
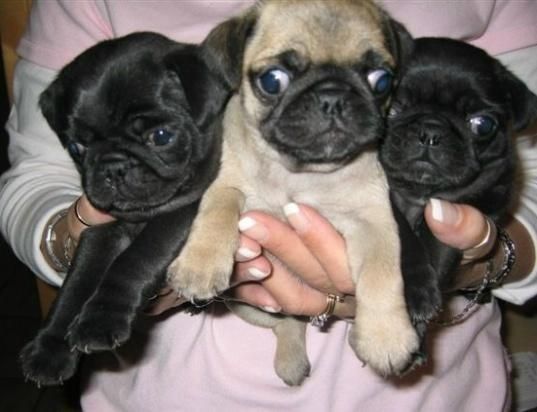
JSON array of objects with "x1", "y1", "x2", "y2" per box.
[
  {"x1": 167, "y1": 252, "x2": 233, "y2": 301},
  {"x1": 19, "y1": 334, "x2": 79, "y2": 386}
]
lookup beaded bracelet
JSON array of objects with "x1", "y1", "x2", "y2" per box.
[{"x1": 437, "y1": 226, "x2": 516, "y2": 326}]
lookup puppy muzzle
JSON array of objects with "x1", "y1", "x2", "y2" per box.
[{"x1": 261, "y1": 78, "x2": 382, "y2": 165}]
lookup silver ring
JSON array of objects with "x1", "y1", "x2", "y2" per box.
[
  {"x1": 462, "y1": 217, "x2": 497, "y2": 263},
  {"x1": 310, "y1": 293, "x2": 344, "y2": 328}
]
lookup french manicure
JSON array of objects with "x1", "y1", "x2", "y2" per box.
[
  {"x1": 238, "y1": 216, "x2": 268, "y2": 242},
  {"x1": 247, "y1": 267, "x2": 270, "y2": 280},
  {"x1": 236, "y1": 247, "x2": 260, "y2": 261},
  {"x1": 261, "y1": 305, "x2": 281, "y2": 313},
  {"x1": 283, "y1": 202, "x2": 310, "y2": 233},
  {"x1": 430, "y1": 198, "x2": 460, "y2": 225}
]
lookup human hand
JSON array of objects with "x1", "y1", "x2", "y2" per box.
[
  {"x1": 425, "y1": 198, "x2": 533, "y2": 290},
  {"x1": 66, "y1": 195, "x2": 115, "y2": 242},
  {"x1": 232, "y1": 204, "x2": 356, "y2": 318},
  {"x1": 232, "y1": 199, "x2": 533, "y2": 318},
  {"x1": 40, "y1": 195, "x2": 115, "y2": 274}
]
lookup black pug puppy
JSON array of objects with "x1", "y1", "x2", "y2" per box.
[
  {"x1": 19, "y1": 30, "x2": 242, "y2": 385},
  {"x1": 380, "y1": 37, "x2": 537, "y2": 348}
]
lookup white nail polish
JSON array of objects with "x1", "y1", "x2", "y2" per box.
[
  {"x1": 283, "y1": 202, "x2": 300, "y2": 216},
  {"x1": 238, "y1": 216, "x2": 256, "y2": 231},
  {"x1": 430, "y1": 198, "x2": 444, "y2": 222},
  {"x1": 247, "y1": 267, "x2": 268, "y2": 279},
  {"x1": 261, "y1": 305, "x2": 281, "y2": 313},
  {"x1": 237, "y1": 247, "x2": 258, "y2": 259}
]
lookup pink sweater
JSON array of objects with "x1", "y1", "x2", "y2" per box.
[{"x1": 10, "y1": 1, "x2": 537, "y2": 411}]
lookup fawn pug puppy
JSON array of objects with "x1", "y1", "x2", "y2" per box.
[{"x1": 168, "y1": 0, "x2": 419, "y2": 385}]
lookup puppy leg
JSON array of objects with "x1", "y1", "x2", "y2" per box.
[
  {"x1": 67, "y1": 204, "x2": 198, "y2": 353},
  {"x1": 344, "y1": 218, "x2": 420, "y2": 376},
  {"x1": 228, "y1": 302, "x2": 310, "y2": 386},
  {"x1": 392, "y1": 203, "x2": 441, "y2": 352},
  {"x1": 168, "y1": 186, "x2": 244, "y2": 300},
  {"x1": 19, "y1": 223, "x2": 131, "y2": 385}
]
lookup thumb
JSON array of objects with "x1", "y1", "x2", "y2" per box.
[{"x1": 424, "y1": 198, "x2": 489, "y2": 251}]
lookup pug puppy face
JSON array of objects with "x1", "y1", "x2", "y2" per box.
[
  {"x1": 239, "y1": 0, "x2": 411, "y2": 171},
  {"x1": 380, "y1": 37, "x2": 537, "y2": 218},
  {"x1": 40, "y1": 32, "x2": 228, "y2": 220}
]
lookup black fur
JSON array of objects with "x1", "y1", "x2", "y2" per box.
[
  {"x1": 19, "y1": 31, "x2": 237, "y2": 386},
  {"x1": 380, "y1": 38, "x2": 537, "y2": 352}
]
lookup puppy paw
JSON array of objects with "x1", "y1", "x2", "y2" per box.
[
  {"x1": 349, "y1": 307, "x2": 421, "y2": 376},
  {"x1": 167, "y1": 242, "x2": 234, "y2": 300},
  {"x1": 273, "y1": 318, "x2": 310, "y2": 386},
  {"x1": 19, "y1": 333, "x2": 79, "y2": 386},
  {"x1": 67, "y1": 309, "x2": 133, "y2": 353},
  {"x1": 274, "y1": 348, "x2": 311, "y2": 386},
  {"x1": 406, "y1": 281, "x2": 442, "y2": 341}
]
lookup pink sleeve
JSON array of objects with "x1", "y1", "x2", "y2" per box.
[
  {"x1": 380, "y1": 0, "x2": 537, "y2": 55},
  {"x1": 17, "y1": 0, "x2": 113, "y2": 70}
]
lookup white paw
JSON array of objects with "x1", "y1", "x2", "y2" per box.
[
  {"x1": 167, "y1": 243, "x2": 234, "y2": 301},
  {"x1": 349, "y1": 308, "x2": 420, "y2": 376}
]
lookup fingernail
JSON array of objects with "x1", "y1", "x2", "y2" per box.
[
  {"x1": 238, "y1": 216, "x2": 268, "y2": 242},
  {"x1": 236, "y1": 247, "x2": 259, "y2": 261},
  {"x1": 283, "y1": 202, "x2": 310, "y2": 234},
  {"x1": 247, "y1": 267, "x2": 270, "y2": 280},
  {"x1": 261, "y1": 305, "x2": 281, "y2": 313},
  {"x1": 430, "y1": 198, "x2": 460, "y2": 225}
]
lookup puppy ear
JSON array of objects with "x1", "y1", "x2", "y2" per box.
[
  {"x1": 165, "y1": 46, "x2": 231, "y2": 128},
  {"x1": 39, "y1": 78, "x2": 68, "y2": 138},
  {"x1": 498, "y1": 66, "x2": 537, "y2": 132},
  {"x1": 381, "y1": 14, "x2": 414, "y2": 69},
  {"x1": 199, "y1": 7, "x2": 258, "y2": 90}
]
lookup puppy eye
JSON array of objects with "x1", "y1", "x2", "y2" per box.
[
  {"x1": 66, "y1": 141, "x2": 86, "y2": 158},
  {"x1": 468, "y1": 115, "x2": 497, "y2": 138},
  {"x1": 257, "y1": 68, "x2": 290, "y2": 95},
  {"x1": 367, "y1": 69, "x2": 393, "y2": 97},
  {"x1": 147, "y1": 128, "x2": 175, "y2": 146}
]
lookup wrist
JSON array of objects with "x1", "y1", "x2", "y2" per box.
[{"x1": 40, "y1": 209, "x2": 76, "y2": 274}]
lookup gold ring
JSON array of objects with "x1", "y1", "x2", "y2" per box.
[
  {"x1": 74, "y1": 197, "x2": 92, "y2": 227},
  {"x1": 310, "y1": 293, "x2": 344, "y2": 327}
]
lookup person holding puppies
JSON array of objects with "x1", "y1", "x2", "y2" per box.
[{"x1": 1, "y1": 0, "x2": 536, "y2": 410}]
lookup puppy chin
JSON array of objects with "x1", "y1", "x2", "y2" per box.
[{"x1": 281, "y1": 156, "x2": 347, "y2": 173}]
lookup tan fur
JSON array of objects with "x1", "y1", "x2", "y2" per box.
[{"x1": 168, "y1": 0, "x2": 418, "y2": 384}]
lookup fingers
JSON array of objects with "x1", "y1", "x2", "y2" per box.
[
  {"x1": 425, "y1": 198, "x2": 493, "y2": 254},
  {"x1": 234, "y1": 235, "x2": 262, "y2": 262},
  {"x1": 234, "y1": 258, "x2": 354, "y2": 317},
  {"x1": 66, "y1": 195, "x2": 115, "y2": 241},
  {"x1": 238, "y1": 211, "x2": 333, "y2": 292},
  {"x1": 425, "y1": 198, "x2": 501, "y2": 291},
  {"x1": 232, "y1": 205, "x2": 355, "y2": 316},
  {"x1": 283, "y1": 203, "x2": 353, "y2": 293},
  {"x1": 259, "y1": 258, "x2": 327, "y2": 315}
]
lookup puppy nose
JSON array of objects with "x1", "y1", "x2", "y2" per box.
[
  {"x1": 315, "y1": 81, "x2": 350, "y2": 117},
  {"x1": 418, "y1": 129, "x2": 440, "y2": 146},
  {"x1": 417, "y1": 116, "x2": 447, "y2": 147},
  {"x1": 318, "y1": 92, "x2": 347, "y2": 117}
]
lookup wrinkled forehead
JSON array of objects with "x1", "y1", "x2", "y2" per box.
[{"x1": 245, "y1": 0, "x2": 392, "y2": 69}]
